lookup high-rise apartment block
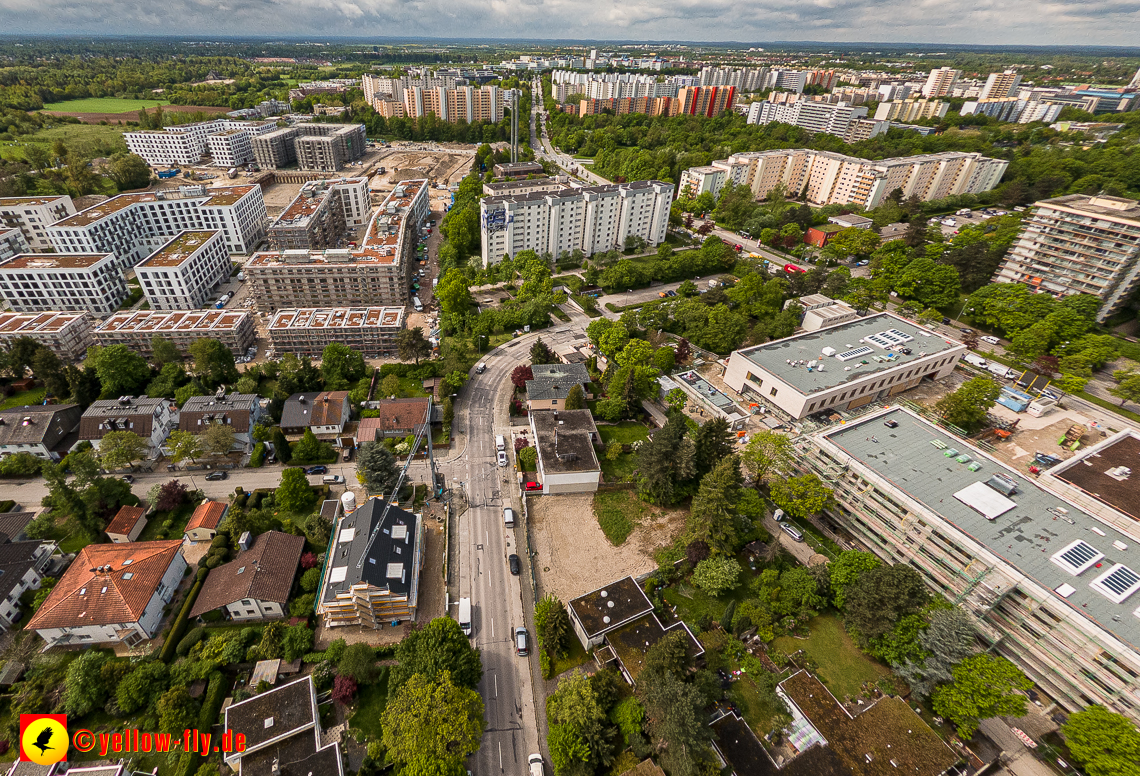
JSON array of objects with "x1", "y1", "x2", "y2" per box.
[
  {"x1": 960, "y1": 98, "x2": 1064, "y2": 124},
  {"x1": 46, "y1": 185, "x2": 267, "y2": 268},
  {"x1": 250, "y1": 124, "x2": 367, "y2": 172},
  {"x1": 205, "y1": 129, "x2": 256, "y2": 168},
  {"x1": 979, "y1": 70, "x2": 1024, "y2": 100},
  {"x1": 247, "y1": 180, "x2": 427, "y2": 311},
  {"x1": 698, "y1": 66, "x2": 769, "y2": 92},
  {"x1": 267, "y1": 307, "x2": 405, "y2": 358},
  {"x1": 124, "y1": 119, "x2": 277, "y2": 166},
  {"x1": 0, "y1": 252, "x2": 126, "y2": 315},
  {"x1": 0, "y1": 311, "x2": 94, "y2": 362},
  {"x1": 922, "y1": 67, "x2": 961, "y2": 98},
  {"x1": 92, "y1": 309, "x2": 256, "y2": 357},
  {"x1": 993, "y1": 194, "x2": 1140, "y2": 322},
  {"x1": 873, "y1": 99, "x2": 949, "y2": 122},
  {"x1": 0, "y1": 195, "x2": 77, "y2": 252},
  {"x1": 683, "y1": 149, "x2": 1008, "y2": 209},
  {"x1": 268, "y1": 178, "x2": 370, "y2": 251},
  {"x1": 134, "y1": 231, "x2": 231, "y2": 311},
  {"x1": 480, "y1": 180, "x2": 672, "y2": 266},
  {"x1": 363, "y1": 75, "x2": 507, "y2": 123},
  {"x1": 747, "y1": 100, "x2": 883, "y2": 140},
  {"x1": 0, "y1": 228, "x2": 29, "y2": 262}
]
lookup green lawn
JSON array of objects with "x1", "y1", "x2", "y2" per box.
[
  {"x1": 42, "y1": 97, "x2": 170, "y2": 113},
  {"x1": 0, "y1": 123, "x2": 128, "y2": 162},
  {"x1": 600, "y1": 452, "x2": 638, "y2": 484},
  {"x1": 593, "y1": 490, "x2": 645, "y2": 545},
  {"x1": 349, "y1": 667, "x2": 390, "y2": 741},
  {"x1": 729, "y1": 675, "x2": 787, "y2": 737},
  {"x1": 597, "y1": 421, "x2": 650, "y2": 446},
  {"x1": 550, "y1": 636, "x2": 590, "y2": 677},
  {"x1": 0, "y1": 388, "x2": 46, "y2": 410},
  {"x1": 137, "y1": 501, "x2": 195, "y2": 542},
  {"x1": 772, "y1": 613, "x2": 891, "y2": 700}
]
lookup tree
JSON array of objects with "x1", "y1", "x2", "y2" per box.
[
  {"x1": 332, "y1": 674, "x2": 358, "y2": 706},
  {"x1": 770, "y1": 474, "x2": 833, "y2": 521},
  {"x1": 1110, "y1": 371, "x2": 1140, "y2": 408},
  {"x1": 534, "y1": 595, "x2": 572, "y2": 658},
  {"x1": 151, "y1": 336, "x2": 182, "y2": 367},
  {"x1": 357, "y1": 441, "x2": 400, "y2": 495},
  {"x1": 637, "y1": 667, "x2": 714, "y2": 774},
  {"x1": 664, "y1": 387, "x2": 687, "y2": 412},
  {"x1": 828, "y1": 550, "x2": 881, "y2": 609},
  {"x1": 563, "y1": 384, "x2": 586, "y2": 410},
  {"x1": 106, "y1": 153, "x2": 152, "y2": 191},
  {"x1": 282, "y1": 624, "x2": 314, "y2": 661},
  {"x1": 843, "y1": 564, "x2": 929, "y2": 639},
  {"x1": 156, "y1": 479, "x2": 189, "y2": 512},
  {"x1": 935, "y1": 377, "x2": 1001, "y2": 432},
  {"x1": 643, "y1": 630, "x2": 693, "y2": 678},
  {"x1": 689, "y1": 456, "x2": 745, "y2": 554},
  {"x1": 166, "y1": 429, "x2": 204, "y2": 466},
  {"x1": 86, "y1": 344, "x2": 150, "y2": 397},
  {"x1": 435, "y1": 269, "x2": 474, "y2": 318},
  {"x1": 636, "y1": 413, "x2": 696, "y2": 506},
  {"x1": 320, "y1": 343, "x2": 366, "y2": 389},
  {"x1": 693, "y1": 416, "x2": 733, "y2": 478},
  {"x1": 277, "y1": 467, "x2": 316, "y2": 514},
  {"x1": 117, "y1": 661, "x2": 169, "y2": 714},
  {"x1": 896, "y1": 607, "x2": 977, "y2": 698},
  {"x1": 292, "y1": 428, "x2": 329, "y2": 463},
  {"x1": 338, "y1": 642, "x2": 379, "y2": 683},
  {"x1": 32, "y1": 348, "x2": 68, "y2": 399},
  {"x1": 381, "y1": 671, "x2": 484, "y2": 776},
  {"x1": 390, "y1": 617, "x2": 483, "y2": 695},
  {"x1": 691, "y1": 556, "x2": 742, "y2": 597},
  {"x1": 529, "y1": 338, "x2": 556, "y2": 365},
  {"x1": 824, "y1": 227, "x2": 880, "y2": 262},
  {"x1": 381, "y1": 373, "x2": 401, "y2": 397},
  {"x1": 740, "y1": 431, "x2": 793, "y2": 483},
  {"x1": 397, "y1": 327, "x2": 432, "y2": 365},
  {"x1": 1062, "y1": 705, "x2": 1140, "y2": 776},
  {"x1": 97, "y1": 430, "x2": 149, "y2": 471},
  {"x1": 64, "y1": 650, "x2": 110, "y2": 717},
  {"x1": 932, "y1": 654, "x2": 1032, "y2": 738},
  {"x1": 511, "y1": 364, "x2": 534, "y2": 390},
  {"x1": 156, "y1": 686, "x2": 198, "y2": 734},
  {"x1": 188, "y1": 339, "x2": 238, "y2": 388},
  {"x1": 201, "y1": 423, "x2": 235, "y2": 456}
]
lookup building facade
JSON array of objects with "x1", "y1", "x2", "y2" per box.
[
  {"x1": 135, "y1": 231, "x2": 231, "y2": 311},
  {"x1": 78, "y1": 396, "x2": 174, "y2": 457},
  {"x1": 922, "y1": 67, "x2": 961, "y2": 98},
  {"x1": 267, "y1": 177, "x2": 369, "y2": 251},
  {"x1": 0, "y1": 311, "x2": 94, "y2": 362},
  {"x1": 0, "y1": 252, "x2": 126, "y2": 314},
  {"x1": 0, "y1": 228, "x2": 29, "y2": 262},
  {"x1": 480, "y1": 180, "x2": 672, "y2": 266},
  {"x1": 267, "y1": 307, "x2": 404, "y2": 358},
  {"x1": 250, "y1": 124, "x2": 367, "y2": 171},
  {"x1": 747, "y1": 100, "x2": 878, "y2": 140},
  {"x1": 178, "y1": 391, "x2": 264, "y2": 453},
  {"x1": 0, "y1": 196, "x2": 77, "y2": 252},
  {"x1": 124, "y1": 119, "x2": 276, "y2": 166},
  {"x1": 92, "y1": 309, "x2": 256, "y2": 358},
  {"x1": 993, "y1": 194, "x2": 1140, "y2": 322},
  {"x1": 979, "y1": 70, "x2": 1024, "y2": 100},
  {"x1": 873, "y1": 99, "x2": 949, "y2": 122}
]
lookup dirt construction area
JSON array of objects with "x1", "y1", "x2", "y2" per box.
[
  {"x1": 528, "y1": 493, "x2": 684, "y2": 602},
  {"x1": 372, "y1": 144, "x2": 475, "y2": 187},
  {"x1": 41, "y1": 104, "x2": 230, "y2": 124}
]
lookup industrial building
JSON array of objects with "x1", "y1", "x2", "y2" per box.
[
  {"x1": 798, "y1": 406, "x2": 1140, "y2": 724},
  {"x1": 92, "y1": 309, "x2": 256, "y2": 357},
  {"x1": 267, "y1": 307, "x2": 405, "y2": 358},
  {"x1": 0, "y1": 311, "x2": 94, "y2": 362},
  {"x1": 134, "y1": 230, "x2": 231, "y2": 311},
  {"x1": 0, "y1": 195, "x2": 77, "y2": 252},
  {"x1": 0, "y1": 252, "x2": 126, "y2": 315}
]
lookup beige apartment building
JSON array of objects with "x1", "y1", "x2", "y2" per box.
[
  {"x1": 979, "y1": 70, "x2": 1023, "y2": 100},
  {"x1": 922, "y1": 67, "x2": 961, "y2": 98},
  {"x1": 993, "y1": 194, "x2": 1140, "y2": 322},
  {"x1": 92, "y1": 309, "x2": 256, "y2": 357},
  {"x1": 0, "y1": 311, "x2": 94, "y2": 362},
  {"x1": 135, "y1": 230, "x2": 231, "y2": 311},
  {"x1": 369, "y1": 84, "x2": 506, "y2": 123},
  {"x1": 267, "y1": 307, "x2": 405, "y2": 358},
  {"x1": 0, "y1": 195, "x2": 77, "y2": 252},
  {"x1": 267, "y1": 178, "x2": 370, "y2": 251},
  {"x1": 873, "y1": 99, "x2": 949, "y2": 122}
]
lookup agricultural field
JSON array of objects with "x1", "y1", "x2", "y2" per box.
[{"x1": 42, "y1": 97, "x2": 169, "y2": 113}]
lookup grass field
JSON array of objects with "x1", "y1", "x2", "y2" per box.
[
  {"x1": 593, "y1": 489, "x2": 644, "y2": 545},
  {"x1": 772, "y1": 613, "x2": 891, "y2": 699},
  {"x1": 42, "y1": 96, "x2": 170, "y2": 113},
  {"x1": 349, "y1": 667, "x2": 390, "y2": 741},
  {"x1": 597, "y1": 421, "x2": 650, "y2": 446},
  {"x1": 0, "y1": 123, "x2": 128, "y2": 162}
]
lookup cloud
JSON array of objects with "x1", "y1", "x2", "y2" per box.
[{"x1": 1, "y1": 0, "x2": 1138, "y2": 44}]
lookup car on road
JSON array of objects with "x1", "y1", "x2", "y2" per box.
[
  {"x1": 960, "y1": 328, "x2": 974, "y2": 335},
  {"x1": 205, "y1": 471, "x2": 227, "y2": 481},
  {"x1": 980, "y1": 335, "x2": 1001, "y2": 345},
  {"x1": 942, "y1": 317, "x2": 951, "y2": 324},
  {"x1": 529, "y1": 754, "x2": 545, "y2": 776},
  {"x1": 322, "y1": 475, "x2": 345, "y2": 485},
  {"x1": 306, "y1": 465, "x2": 328, "y2": 475},
  {"x1": 120, "y1": 475, "x2": 134, "y2": 483},
  {"x1": 509, "y1": 554, "x2": 520, "y2": 575},
  {"x1": 497, "y1": 450, "x2": 508, "y2": 467},
  {"x1": 515, "y1": 627, "x2": 529, "y2": 656}
]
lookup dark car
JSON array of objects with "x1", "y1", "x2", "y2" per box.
[
  {"x1": 509, "y1": 554, "x2": 521, "y2": 575},
  {"x1": 941, "y1": 317, "x2": 951, "y2": 324},
  {"x1": 884, "y1": 420, "x2": 899, "y2": 429},
  {"x1": 307, "y1": 465, "x2": 328, "y2": 475},
  {"x1": 960, "y1": 328, "x2": 973, "y2": 335},
  {"x1": 120, "y1": 474, "x2": 135, "y2": 483},
  {"x1": 205, "y1": 471, "x2": 227, "y2": 481}
]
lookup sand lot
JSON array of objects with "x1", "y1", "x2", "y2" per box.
[{"x1": 528, "y1": 492, "x2": 685, "y2": 602}]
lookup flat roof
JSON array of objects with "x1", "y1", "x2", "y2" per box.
[
  {"x1": 607, "y1": 614, "x2": 703, "y2": 683},
  {"x1": 0, "y1": 311, "x2": 89, "y2": 334},
  {"x1": 0, "y1": 253, "x2": 113, "y2": 270},
  {"x1": 1037, "y1": 194, "x2": 1140, "y2": 223},
  {"x1": 821, "y1": 407, "x2": 1140, "y2": 651},
  {"x1": 735, "y1": 312, "x2": 962, "y2": 396},
  {"x1": 55, "y1": 185, "x2": 257, "y2": 228},
  {"x1": 0, "y1": 196, "x2": 70, "y2": 208},
  {"x1": 274, "y1": 183, "x2": 337, "y2": 226},
  {"x1": 137, "y1": 231, "x2": 220, "y2": 268},
  {"x1": 568, "y1": 576, "x2": 653, "y2": 638},
  {"x1": 95, "y1": 309, "x2": 249, "y2": 334},
  {"x1": 1050, "y1": 431, "x2": 1140, "y2": 522},
  {"x1": 531, "y1": 409, "x2": 600, "y2": 474},
  {"x1": 269, "y1": 307, "x2": 404, "y2": 331}
]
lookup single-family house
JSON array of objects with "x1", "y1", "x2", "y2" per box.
[
  {"x1": 0, "y1": 541, "x2": 55, "y2": 631},
  {"x1": 26, "y1": 540, "x2": 186, "y2": 648},
  {"x1": 189, "y1": 531, "x2": 305, "y2": 622},
  {"x1": 355, "y1": 397, "x2": 430, "y2": 445},
  {"x1": 0, "y1": 403, "x2": 82, "y2": 461},
  {"x1": 280, "y1": 391, "x2": 350, "y2": 435},
  {"x1": 178, "y1": 390, "x2": 264, "y2": 453},
  {"x1": 184, "y1": 500, "x2": 228, "y2": 542},
  {"x1": 524, "y1": 363, "x2": 591, "y2": 411},
  {"x1": 528, "y1": 409, "x2": 601, "y2": 495},
  {"x1": 77, "y1": 395, "x2": 174, "y2": 459},
  {"x1": 0, "y1": 510, "x2": 37, "y2": 544},
  {"x1": 105, "y1": 505, "x2": 147, "y2": 543}
]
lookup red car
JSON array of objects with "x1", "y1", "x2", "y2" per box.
[
  {"x1": 525, "y1": 482, "x2": 542, "y2": 492},
  {"x1": 784, "y1": 264, "x2": 805, "y2": 274}
]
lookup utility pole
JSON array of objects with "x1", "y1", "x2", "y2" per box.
[{"x1": 510, "y1": 90, "x2": 519, "y2": 163}]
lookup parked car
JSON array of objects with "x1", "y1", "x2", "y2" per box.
[
  {"x1": 980, "y1": 335, "x2": 1001, "y2": 345},
  {"x1": 497, "y1": 450, "x2": 508, "y2": 467},
  {"x1": 306, "y1": 465, "x2": 328, "y2": 475},
  {"x1": 120, "y1": 474, "x2": 135, "y2": 483},
  {"x1": 524, "y1": 481, "x2": 542, "y2": 492},
  {"x1": 529, "y1": 754, "x2": 545, "y2": 776},
  {"x1": 941, "y1": 317, "x2": 951, "y2": 324},
  {"x1": 515, "y1": 627, "x2": 529, "y2": 656},
  {"x1": 509, "y1": 554, "x2": 520, "y2": 575},
  {"x1": 205, "y1": 471, "x2": 227, "y2": 481}
]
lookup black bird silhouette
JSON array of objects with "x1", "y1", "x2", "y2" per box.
[{"x1": 32, "y1": 726, "x2": 54, "y2": 755}]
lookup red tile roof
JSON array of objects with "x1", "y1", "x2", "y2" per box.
[
  {"x1": 186, "y1": 501, "x2": 228, "y2": 533},
  {"x1": 357, "y1": 398, "x2": 429, "y2": 443},
  {"x1": 105, "y1": 505, "x2": 145, "y2": 536},
  {"x1": 26, "y1": 541, "x2": 183, "y2": 631}
]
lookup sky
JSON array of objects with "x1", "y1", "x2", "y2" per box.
[{"x1": 1, "y1": 0, "x2": 1140, "y2": 47}]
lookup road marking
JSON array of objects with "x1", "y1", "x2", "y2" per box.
[
  {"x1": 498, "y1": 741, "x2": 503, "y2": 771},
  {"x1": 491, "y1": 617, "x2": 494, "y2": 638},
  {"x1": 494, "y1": 674, "x2": 498, "y2": 697}
]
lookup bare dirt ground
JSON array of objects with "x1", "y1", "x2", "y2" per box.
[
  {"x1": 260, "y1": 180, "x2": 307, "y2": 216},
  {"x1": 528, "y1": 493, "x2": 683, "y2": 602},
  {"x1": 371, "y1": 148, "x2": 474, "y2": 188},
  {"x1": 42, "y1": 105, "x2": 230, "y2": 124}
]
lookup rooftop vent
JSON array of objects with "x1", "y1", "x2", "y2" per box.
[
  {"x1": 1051, "y1": 540, "x2": 1104, "y2": 576},
  {"x1": 985, "y1": 473, "x2": 1018, "y2": 496}
]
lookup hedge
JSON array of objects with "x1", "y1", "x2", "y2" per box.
[
  {"x1": 172, "y1": 669, "x2": 226, "y2": 776},
  {"x1": 249, "y1": 442, "x2": 266, "y2": 468},
  {"x1": 379, "y1": 362, "x2": 441, "y2": 380},
  {"x1": 160, "y1": 567, "x2": 208, "y2": 663}
]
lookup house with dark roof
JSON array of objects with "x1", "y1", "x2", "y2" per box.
[
  {"x1": 190, "y1": 531, "x2": 305, "y2": 621},
  {"x1": 568, "y1": 576, "x2": 655, "y2": 649},
  {"x1": 318, "y1": 497, "x2": 423, "y2": 628},
  {"x1": 0, "y1": 403, "x2": 82, "y2": 461},
  {"x1": 77, "y1": 395, "x2": 174, "y2": 458},
  {"x1": 105, "y1": 505, "x2": 146, "y2": 543},
  {"x1": 0, "y1": 510, "x2": 37, "y2": 544},
  {"x1": 223, "y1": 675, "x2": 343, "y2": 776},
  {"x1": 0, "y1": 541, "x2": 55, "y2": 632},
  {"x1": 280, "y1": 391, "x2": 350, "y2": 435},
  {"x1": 529, "y1": 409, "x2": 601, "y2": 495},
  {"x1": 525, "y1": 363, "x2": 591, "y2": 410},
  {"x1": 177, "y1": 390, "x2": 264, "y2": 453},
  {"x1": 355, "y1": 397, "x2": 430, "y2": 444},
  {"x1": 26, "y1": 540, "x2": 186, "y2": 648},
  {"x1": 184, "y1": 500, "x2": 228, "y2": 542}
]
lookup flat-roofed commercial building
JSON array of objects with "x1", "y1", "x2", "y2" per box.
[
  {"x1": 92, "y1": 309, "x2": 255, "y2": 357},
  {"x1": 249, "y1": 180, "x2": 425, "y2": 310},
  {"x1": 798, "y1": 406, "x2": 1140, "y2": 723},
  {"x1": 124, "y1": 119, "x2": 277, "y2": 166},
  {"x1": 481, "y1": 180, "x2": 672, "y2": 266},
  {"x1": 46, "y1": 185, "x2": 267, "y2": 268},
  {"x1": 722, "y1": 312, "x2": 966, "y2": 420},
  {"x1": 267, "y1": 307, "x2": 405, "y2": 358},
  {"x1": 0, "y1": 311, "x2": 94, "y2": 362},
  {"x1": 250, "y1": 124, "x2": 367, "y2": 171},
  {"x1": 267, "y1": 177, "x2": 370, "y2": 251},
  {"x1": 0, "y1": 195, "x2": 77, "y2": 252},
  {"x1": 993, "y1": 194, "x2": 1140, "y2": 322},
  {"x1": 0, "y1": 228, "x2": 29, "y2": 262},
  {"x1": 0, "y1": 253, "x2": 126, "y2": 315},
  {"x1": 135, "y1": 231, "x2": 231, "y2": 311}
]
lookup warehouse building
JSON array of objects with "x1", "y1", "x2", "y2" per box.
[{"x1": 267, "y1": 307, "x2": 405, "y2": 358}]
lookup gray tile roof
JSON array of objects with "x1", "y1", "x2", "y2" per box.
[{"x1": 322, "y1": 498, "x2": 419, "y2": 603}]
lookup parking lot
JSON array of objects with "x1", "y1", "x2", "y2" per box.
[{"x1": 934, "y1": 207, "x2": 1013, "y2": 238}]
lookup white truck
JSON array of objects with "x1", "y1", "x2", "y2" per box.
[
  {"x1": 987, "y1": 362, "x2": 1017, "y2": 379},
  {"x1": 458, "y1": 597, "x2": 472, "y2": 636},
  {"x1": 963, "y1": 353, "x2": 988, "y2": 369}
]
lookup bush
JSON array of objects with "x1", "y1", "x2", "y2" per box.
[
  {"x1": 691, "y1": 556, "x2": 743, "y2": 597},
  {"x1": 249, "y1": 443, "x2": 265, "y2": 468},
  {"x1": 160, "y1": 572, "x2": 207, "y2": 663},
  {"x1": 300, "y1": 567, "x2": 322, "y2": 593},
  {"x1": 176, "y1": 627, "x2": 206, "y2": 657},
  {"x1": 289, "y1": 594, "x2": 316, "y2": 617}
]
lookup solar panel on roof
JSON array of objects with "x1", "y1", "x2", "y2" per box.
[
  {"x1": 835, "y1": 346, "x2": 874, "y2": 362},
  {"x1": 1091, "y1": 564, "x2": 1140, "y2": 603},
  {"x1": 1051, "y1": 539, "x2": 1104, "y2": 575}
]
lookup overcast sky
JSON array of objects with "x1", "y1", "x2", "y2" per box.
[{"x1": 2, "y1": 0, "x2": 1140, "y2": 47}]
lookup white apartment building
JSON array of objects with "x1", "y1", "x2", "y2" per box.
[
  {"x1": 0, "y1": 252, "x2": 126, "y2": 315},
  {"x1": 746, "y1": 100, "x2": 881, "y2": 140},
  {"x1": 46, "y1": 184, "x2": 267, "y2": 269},
  {"x1": 135, "y1": 230, "x2": 231, "y2": 311},
  {"x1": 93, "y1": 309, "x2": 255, "y2": 357},
  {"x1": 0, "y1": 195, "x2": 77, "y2": 252},
  {"x1": 960, "y1": 98, "x2": 1064, "y2": 125},
  {"x1": 979, "y1": 70, "x2": 1024, "y2": 100},
  {"x1": 678, "y1": 166, "x2": 728, "y2": 199},
  {"x1": 698, "y1": 66, "x2": 769, "y2": 92},
  {"x1": 205, "y1": 129, "x2": 255, "y2": 167},
  {"x1": 873, "y1": 100, "x2": 949, "y2": 122},
  {"x1": 0, "y1": 228, "x2": 29, "y2": 262},
  {"x1": 0, "y1": 311, "x2": 94, "y2": 362},
  {"x1": 993, "y1": 194, "x2": 1140, "y2": 322},
  {"x1": 124, "y1": 119, "x2": 276, "y2": 166},
  {"x1": 480, "y1": 180, "x2": 672, "y2": 266},
  {"x1": 922, "y1": 67, "x2": 961, "y2": 98}
]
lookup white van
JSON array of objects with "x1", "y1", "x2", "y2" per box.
[
  {"x1": 987, "y1": 362, "x2": 1015, "y2": 379},
  {"x1": 322, "y1": 475, "x2": 344, "y2": 485},
  {"x1": 496, "y1": 435, "x2": 506, "y2": 451},
  {"x1": 964, "y1": 353, "x2": 988, "y2": 368},
  {"x1": 412, "y1": 296, "x2": 423, "y2": 312},
  {"x1": 980, "y1": 335, "x2": 1001, "y2": 345},
  {"x1": 458, "y1": 597, "x2": 472, "y2": 636},
  {"x1": 1027, "y1": 397, "x2": 1057, "y2": 417},
  {"x1": 781, "y1": 523, "x2": 804, "y2": 542},
  {"x1": 504, "y1": 507, "x2": 515, "y2": 528}
]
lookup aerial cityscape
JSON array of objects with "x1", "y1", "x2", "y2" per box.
[{"x1": 0, "y1": 24, "x2": 1139, "y2": 776}]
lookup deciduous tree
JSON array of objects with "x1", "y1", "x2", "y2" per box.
[
  {"x1": 390, "y1": 617, "x2": 483, "y2": 695},
  {"x1": 691, "y1": 556, "x2": 742, "y2": 596},
  {"x1": 96, "y1": 430, "x2": 149, "y2": 471},
  {"x1": 932, "y1": 654, "x2": 1032, "y2": 738},
  {"x1": 1062, "y1": 705, "x2": 1140, "y2": 776},
  {"x1": 770, "y1": 474, "x2": 833, "y2": 521},
  {"x1": 189, "y1": 339, "x2": 238, "y2": 388},
  {"x1": 381, "y1": 671, "x2": 484, "y2": 776},
  {"x1": 276, "y1": 467, "x2": 316, "y2": 514},
  {"x1": 935, "y1": 377, "x2": 1001, "y2": 432},
  {"x1": 844, "y1": 564, "x2": 929, "y2": 639},
  {"x1": 740, "y1": 431, "x2": 793, "y2": 483},
  {"x1": 200, "y1": 423, "x2": 235, "y2": 456},
  {"x1": 397, "y1": 327, "x2": 432, "y2": 365},
  {"x1": 320, "y1": 343, "x2": 366, "y2": 389},
  {"x1": 86, "y1": 344, "x2": 151, "y2": 398}
]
